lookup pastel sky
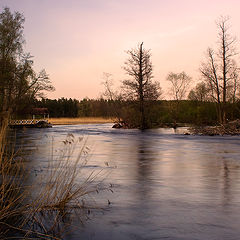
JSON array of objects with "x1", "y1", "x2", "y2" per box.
[{"x1": 1, "y1": 0, "x2": 240, "y2": 99}]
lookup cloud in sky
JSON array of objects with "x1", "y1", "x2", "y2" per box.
[{"x1": 1, "y1": 0, "x2": 240, "y2": 99}]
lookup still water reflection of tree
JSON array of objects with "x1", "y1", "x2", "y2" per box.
[{"x1": 135, "y1": 133, "x2": 158, "y2": 200}]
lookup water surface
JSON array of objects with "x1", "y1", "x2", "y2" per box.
[{"x1": 15, "y1": 124, "x2": 240, "y2": 240}]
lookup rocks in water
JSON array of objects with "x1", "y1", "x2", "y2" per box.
[
  {"x1": 112, "y1": 123, "x2": 123, "y2": 128},
  {"x1": 36, "y1": 120, "x2": 52, "y2": 128},
  {"x1": 112, "y1": 121, "x2": 130, "y2": 129}
]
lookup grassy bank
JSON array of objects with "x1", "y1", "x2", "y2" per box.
[{"x1": 49, "y1": 117, "x2": 114, "y2": 125}]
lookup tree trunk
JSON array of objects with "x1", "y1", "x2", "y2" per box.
[
  {"x1": 139, "y1": 42, "x2": 145, "y2": 130},
  {"x1": 222, "y1": 22, "x2": 227, "y2": 124}
]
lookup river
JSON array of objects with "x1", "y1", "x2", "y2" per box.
[{"x1": 14, "y1": 123, "x2": 240, "y2": 240}]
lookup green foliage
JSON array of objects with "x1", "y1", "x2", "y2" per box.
[
  {"x1": 0, "y1": 7, "x2": 54, "y2": 122},
  {"x1": 35, "y1": 98, "x2": 79, "y2": 118},
  {"x1": 34, "y1": 98, "x2": 117, "y2": 118}
]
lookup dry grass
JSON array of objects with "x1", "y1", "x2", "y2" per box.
[
  {"x1": 0, "y1": 119, "x2": 28, "y2": 237},
  {"x1": 24, "y1": 134, "x2": 111, "y2": 239},
  {"x1": 49, "y1": 117, "x2": 114, "y2": 125},
  {"x1": 0, "y1": 119, "x2": 112, "y2": 239}
]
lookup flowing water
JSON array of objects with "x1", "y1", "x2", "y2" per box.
[{"x1": 15, "y1": 124, "x2": 240, "y2": 240}]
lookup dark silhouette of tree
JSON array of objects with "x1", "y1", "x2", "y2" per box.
[
  {"x1": 188, "y1": 82, "x2": 210, "y2": 102},
  {"x1": 122, "y1": 42, "x2": 162, "y2": 129},
  {"x1": 0, "y1": 7, "x2": 25, "y2": 118},
  {"x1": 0, "y1": 7, "x2": 54, "y2": 121},
  {"x1": 200, "y1": 16, "x2": 239, "y2": 123}
]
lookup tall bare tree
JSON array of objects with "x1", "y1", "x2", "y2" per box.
[
  {"x1": 200, "y1": 16, "x2": 239, "y2": 123},
  {"x1": 167, "y1": 71, "x2": 191, "y2": 101},
  {"x1": 123, "y1": 42, "x2": 162, "y2": 129},
  {"x1": 101, "y1": 72, "x2": 116, "y2": 101}
]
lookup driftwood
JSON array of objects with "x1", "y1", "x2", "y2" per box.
[{"x1": 189, "y1": 120, "x2": 240, "y2": 136}]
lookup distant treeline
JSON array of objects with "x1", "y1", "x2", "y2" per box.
[
  {"x1": 33, "y1": 97, "x2": 240, "y2": 126},
  {"x1": 34, "y1": 98, "x2": 114, "y2": 118}
]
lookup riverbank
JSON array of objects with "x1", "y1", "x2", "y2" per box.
[
  {"x1": 49, "y1": 117, "x2": 114, "y2": 125},
  {"x1": 189, "y1": 119, "x2": 240, "y2": 136}
]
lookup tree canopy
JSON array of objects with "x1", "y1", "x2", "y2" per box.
[{"x1": 0, "y1": 7, "x2": 54, "y2": 121}]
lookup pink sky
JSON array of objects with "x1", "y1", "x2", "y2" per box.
[{"x1": 1, "y1": 0, "x2": 240, "y2": 100}]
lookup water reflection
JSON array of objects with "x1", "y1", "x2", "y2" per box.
[
  {"x1": 136, "y1": 134, "x2": 155, "y2": 196},
  {"x1": 222, "y1": 160, "x2": 231, "y2": 206}
]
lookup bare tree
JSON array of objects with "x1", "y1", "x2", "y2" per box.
[
  {"x1": 14, "y1": 54, "x2": 54, "y2": 99},
  {"x1": 101, "y1": 72, "x2": 116, "y2": 101},
  {"x1": 122, "y1": 42, "x2": 162, "y2": 129},
  {"x1": 200, "y1": 16, "x2": 239, "y2": 123},
  {"x1": 101, "y1": 72, "x2": 123, "y2": 122},
  {"x1": 166, "y1": 71, "x2": 191, "y2": 124},
  {"x1": 167, "y1": 71, "x2": 191, "y2": 101}
]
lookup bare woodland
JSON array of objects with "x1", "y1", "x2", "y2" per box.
[{"x1": 200, "y1": 16, "x2": 239, "y2": 124}]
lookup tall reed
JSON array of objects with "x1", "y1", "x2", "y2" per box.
[{"x1": 0, "y1": 119, "x2": 28, "y2": 237}]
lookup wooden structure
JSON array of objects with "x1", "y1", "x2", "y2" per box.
[
  {"x1": 9, "y1": 108, "x2": 52, "y2": 128},
  {"x1": 32, "y1": 108, "x2": 49, "y2": 119}
]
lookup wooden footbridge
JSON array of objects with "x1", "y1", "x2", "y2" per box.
[
  {"x1": 9, "y1": 108, "x2": 52, "y2": 128},
  {"x1": 9, "y1": 119, "x2": 52, "y2": 128}
]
